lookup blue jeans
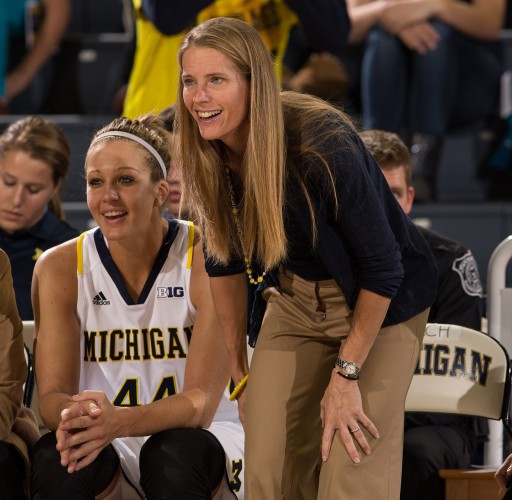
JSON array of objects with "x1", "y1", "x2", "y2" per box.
[{"x1": 361, "y1": 21, "x2": 502, "y2": 136}]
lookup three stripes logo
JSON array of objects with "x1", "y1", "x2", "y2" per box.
[{"x1": 93, "y1": 291, "x2": 110, "y2": 305}]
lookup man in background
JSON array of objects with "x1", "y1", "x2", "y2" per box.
[{"x1": 360, "y1": 129, "x2": 485, "y2": 500}]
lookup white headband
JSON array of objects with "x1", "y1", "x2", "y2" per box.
[{"x1": 92, "y1": 131, "x2": 167, "y2": 179}]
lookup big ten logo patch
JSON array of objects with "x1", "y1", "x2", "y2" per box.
[{"x1": 157, "y1": 286, "x2": 184, "y2": 299}]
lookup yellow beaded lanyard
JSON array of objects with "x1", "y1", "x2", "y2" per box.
[{"x1": 224, "y1": 167, "x2": 267, "y2": 285}]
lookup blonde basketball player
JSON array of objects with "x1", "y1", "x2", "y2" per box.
[{"x1": 30, "y1": 115, "x2": 244, "y2": 500}]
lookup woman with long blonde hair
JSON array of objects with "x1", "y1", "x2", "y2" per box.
[{"x1": 176, "y1": 17, "x2": 437, "y2": 500}]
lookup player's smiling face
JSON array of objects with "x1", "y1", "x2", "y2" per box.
[
  {"x1": 85, "y1": 140, "x2": 167, "y2": 240},
  {"x1": 181, "y1": 46, "x2": 250, "y2": 153}
]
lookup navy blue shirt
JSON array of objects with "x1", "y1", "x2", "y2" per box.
[
  {"x1": 206, "y1": 110, "x2": 438, "y2": 339},
  {"x1": 287, "y1": 129, "x2": 437, "y2": 327},
  {"x1": 0, "y1": 211, "x2": 79, "y2": 319}
]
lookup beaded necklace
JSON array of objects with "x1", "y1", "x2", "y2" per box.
[{"x1": 224, "y1": 167, "x2": 267, "y2": 285}]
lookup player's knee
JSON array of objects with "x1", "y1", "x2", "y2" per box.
[
  {"x1": 140, "y1": 428, "x2": 225, "y2": 497},
  {"x1": 31, "y1": 432, "x2": 59, "y2": 467},
  {"x1": 141, "y1": 428, "x2": 211, "y2": 469}
]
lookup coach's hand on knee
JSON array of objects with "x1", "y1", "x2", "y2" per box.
[{"x1": 320, "y1": 371, "x2": 379, "y2": 464}]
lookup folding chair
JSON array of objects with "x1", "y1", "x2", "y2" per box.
[
  {"x1": 404, "y1": 324, "x2": 512, "y2": 498},
  {"x1": 21, "y1": 320, "x2": 46, "y2": 434},
  {"x1": 22, "y1": 321, "x2": 36, "y2": 408},
  {"x1": 23, "y1": 344, "x2": 35, "y2": 408},
  {"x1": 405, "y1": 323, "x2": 512, "y2": 437}
]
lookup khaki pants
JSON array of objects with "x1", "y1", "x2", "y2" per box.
[{"x1": 244, "y1": 270, "x2": 428, "y2": 500}]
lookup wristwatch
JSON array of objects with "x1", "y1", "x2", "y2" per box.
[{"x1": 335, "y1": 358, "x2": 361, "y2": 380}]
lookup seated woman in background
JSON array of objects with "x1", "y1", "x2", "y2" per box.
[
  {"x1": 346, "y1": 0, "x2": 505, "y2": 201},
  {"x1": 0, "y1": 116, "x2": 78, "y2": 319},
  {"x1": 0, "y1": 249, "x2": 40, "y2": 500},
  {"x1": 0, "y1": 0, "x2": 70, "y2": 114},
  {"x1": 30, "y1": 114, "x2": 244, "y2": 499}
]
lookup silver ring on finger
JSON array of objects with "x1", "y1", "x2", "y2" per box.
[{"x1": 349, "y1": 426, "x2": 360, "y2": 434}]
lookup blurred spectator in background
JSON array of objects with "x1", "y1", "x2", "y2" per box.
[
  {"x1": 0, "y1": 116, "x2": 78, "y2": 319},
  {"x1": 123, "y1": 0, "x2": 351, "y2": 117},
  {"x1": 360, "y1": 129, "x2": 486, "y2": 500},
  {"x1": 284, "y1": 51, "x2": 349, "y2": 108},
  {"x1": 158, "y1": 104, "x2": 189, "y2": 219},
  {"x1": 0, "y1": 0, "x2": 70, "y2": 114},
  {"x1": 348, "y1": 0, "x2": 505, "y2": 201},
  {"x1": 282, "y1": 22, "x2": 365, "y2": 119}
]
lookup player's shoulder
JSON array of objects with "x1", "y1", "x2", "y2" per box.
[{"x1": 35, "y1": 237, "x2": 78, "y2": 277}]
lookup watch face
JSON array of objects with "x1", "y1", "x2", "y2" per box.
[
  {"x1": 345, "y1": 363, "x2": 357, "y2": 374},
  {"x1": 335, "y1": 359, "x2": 360, "y2": 378}
]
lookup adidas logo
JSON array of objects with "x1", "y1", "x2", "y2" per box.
[{"x1": 93, "y1": 291, "x2": 110, "y2": 305}]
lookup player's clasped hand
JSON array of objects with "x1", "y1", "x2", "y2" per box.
[
  {"x1": 320, "y1": 370, "x2": 379, "y2": 464},
  {"x1": 56, "y1": 391, "x2": 111, "y2": 473}
]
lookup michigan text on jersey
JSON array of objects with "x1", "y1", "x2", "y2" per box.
[{"x1": 83, "y1": 327, "x2": 193, "y2": 362}]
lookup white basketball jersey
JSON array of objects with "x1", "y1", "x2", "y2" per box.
[{"x1": 76, "y1": 219, "x2": 244, "y2": 498}]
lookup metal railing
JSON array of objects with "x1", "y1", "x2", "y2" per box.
[{"x1": 486, "y1": 235, "x2": 512, "y2": 465}]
